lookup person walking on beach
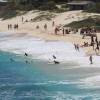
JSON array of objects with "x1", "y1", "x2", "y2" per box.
[
  {"x1": 55, "y1": 27, "x2": 58, "y2": 35},
  {"x1": 16, "y1": 24, "x2": 19, "y2": 29},
  {"x1": 95, "y1": 42, "x2": 99, "y2": 55},
  {"x1": 14, "y1": 24, "x2": 17, "y2": 30},
  {"x1": 22, "y1": 17, "x2": 24, "y2": 22},
  {"x1": 65, "y1": 29, "x2": 69, "y2": 34},
  {"x1": 74, "y1": 43, "x2": 77, "y2": 50},
  {"x1": 52, "y1": 21, "x2": 55, "y2": 27},
  {"x1": 62, "y1": 28, "x2": 65, "y2": 36},
  {"x1": 9, "y1": 24, "x2": 12, "y2": 29},
  {"x1": 89, "y1": 55, "x2": 93, "y2": 64},
  {"x1": 36, "y1": 25, "x2": 39, "y2": 29},
  {"x1": 14, "y1": 24, "x2": 16, "y2": 29},
  {"x1": 44, "y1": 24, "x2": 47, "y2": 30},
  {"x1": 76, "y1": 44, "x2": 80, "y2": 51},
  {"x1": 8, "y1": 24, "x2": 10, "y2": 30}
]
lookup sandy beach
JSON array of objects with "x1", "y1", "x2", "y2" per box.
[
  {"x1": 1, "y1": 9, "x2": 100, "y2": 99},
  {"x1": 0, "y1": 10, "x2": 100, "y2": 56}
]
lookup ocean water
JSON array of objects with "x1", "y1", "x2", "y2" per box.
[
  {"x1": 0, "y1": 32, "x2": 100, "y2": 100},
  {"x1": 0, "y1": 51, "x2": 100, "y2": 100}
]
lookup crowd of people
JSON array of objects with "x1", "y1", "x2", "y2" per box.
[
  {"x1": 54, "y1": 26, "x2": 70, "y2": 35},
  {"x1": 80, "y1": 27, "x2": 96, "y2": 35},
  {"x1": 7, "y1": 16, "x2": 100, "y2": 65},
  {"x1": 8, "y1": 24, "x2": 19, "y2": 30}
]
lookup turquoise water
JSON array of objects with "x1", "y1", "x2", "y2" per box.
[{"x1": 0, "y1": 51, "x2": 100, "y2": 100}]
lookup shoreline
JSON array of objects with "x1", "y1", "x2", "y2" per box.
[
  {"x1": 0, "y1": 10, "x2": 100, "y2": 56},
  {"x1": 0, "y1": 29, "x2": 96, "y2": 56},
  {"x1": 0, "y1": 30, "x2": 100, "y2": 66}
]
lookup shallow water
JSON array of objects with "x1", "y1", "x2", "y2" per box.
[
  {"x1": 0, "y1": 32, "x2": 100, "y2": 100},
  {"x1": 0, "y1": 52, "x2": 100, "y2": 100}
]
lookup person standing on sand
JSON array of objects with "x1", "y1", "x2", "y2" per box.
[
  {"x1": 52, "y1": 21, "x2": 55, "y2": 27},
  {"x1": 76, "y1": 44, "x2": 80, "y2": 51},
  {"x1": 89, "y1": 55, "x2": 93, "y2": 64},
  {"x1": 62, "y1": 28, "x2": 65, "y2": 36},
  {"x1": 9, "y1": 24, "x2": 12, "y2": 30},
  {"x1": 22, "y1": 17, "x2": 24, "y2": 22},
  {"x1": 8, "y1": 24, "x2": 10, "y2": 30},
  {"x1": 74, "y1": 43, "x2": 77, "y2": 50},
  {"x1": 16, "y1": 24, "x2": 19, "y2": 29},
  {"x1": 65, "y1": 29, "x2": 69, "y2": 34},
  {"x1": 14, "y1": 24, "x2": 17, "y2": 29},
  {"x1": 95, "y1": 42, "x2": 99, "y2": 55},
  {"x1": 44, "y1": 24, "x2": 47, "y2": 30},
  {"x1": 36, "y1": 25, "x2": 39, "y2": 29},
  {"x1": 55, "y1": 27, "x2": 58, "y2": 35}
]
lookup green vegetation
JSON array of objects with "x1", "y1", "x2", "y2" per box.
[
  {"x1": 87, "y1": 3, "x2": 100, "y2": 13},
  {"x1": 6, "y1": 0, "x2": 100, "y2": 14},
  {"x1": 0, "y1": 0, "x2": 99, "y2": 19},
  {"x1": 65, "y1": 17, "x2": 100, "y2": 29},
  {"x1": 1, "y1": 0, "x2": 99, "y2": 12},
  {"x1": 6, "y1": 0, "x2": 71, "y2": 12},
  {"x1": 0, "y1": 10, "x2": 17, "y2": 20},
  {"x1": 32, "y1": 13, "x2": 56, "y2": 22},
  {"x1": 0, "y1": 9, "x2": 27, "y2": 20}
]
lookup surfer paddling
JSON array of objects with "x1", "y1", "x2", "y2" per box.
[
  {"x1": 54, "y1": 60, "x2": 60, "y2": 64},
  {"x1": 53, "y1": 55, "x2": 56, "y2": 59}
]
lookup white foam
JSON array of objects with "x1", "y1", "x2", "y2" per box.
[
  {"x1": 0, "y1": 32, "x2": 100, "y2": 66},
  {"x1": 80, "y1": 75, "x2": 100, "y2": 88}
]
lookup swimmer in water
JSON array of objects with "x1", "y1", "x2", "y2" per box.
[{"x1": 10, "y1": 58, "x2": 15, "y2": 62}]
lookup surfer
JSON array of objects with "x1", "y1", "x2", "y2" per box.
[
  {"x1": 54, "y1": 60, "x2": 60, "y2": 64},
  {"x1": 52, "y1": 55, "x2": 60, "y2": 64},
  {"x1": 24, "y1": 53, "x2": 28, "y2": 56},
  {"x1": 53, "y1": 55, "x2": 56, "y2": 59}
]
